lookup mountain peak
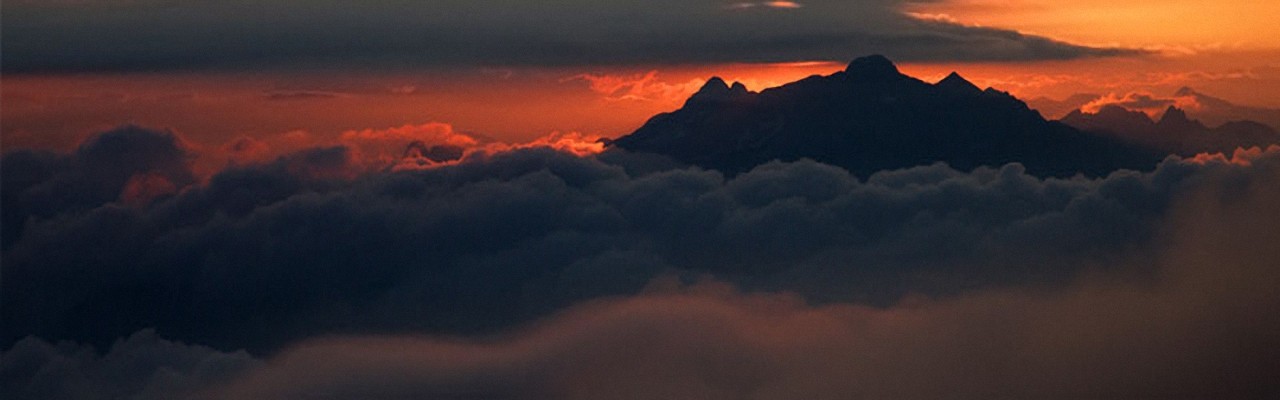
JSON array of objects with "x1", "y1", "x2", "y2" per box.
[
  {"x1": 1159, "y1": 106, "x2": 1189, "y2": 123},
  {"x1": 1097, "y1": 104, "x2": 1152, "y2": 120},
  {"x1": 685, "y1": 77, "x2": 749, "y2": 106},
  {"x1": 615, "y1": 59, "x2": 1163, "y2": 178},
  {"x1": 1062, "y1": 105, "x2": 1155, "y2": 128},
  {"x1": 687, "y1": 77, "x2": 731, "y2": 104},
  {"x1": 936, "y1": 72, "x2": 981, "y2": 94},
  {"x1": 1174, "y1": 86, "x2": 1197, "y2": 97},
  {"x1": 845, "y1": 55, "x2": 900, "y2": 78},
  {"x1": 698, "y1": 76, "x2": 729, "y2": 93},
  {"x1": 1156, "y1": 106, "x2": 1206, "y2": 131}
]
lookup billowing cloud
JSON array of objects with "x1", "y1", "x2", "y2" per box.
[
  {"x1": 0, "y1": 125, "x2": 196, "y2": 247},
  {"x1": 1, "y1": 1, "x2": 1141, "y2": 73},
  {"x1": 1, "y1": 330, "x2": 259, "y2": 400},
  {"x1": 5, "y1": 124, "x2": 1273, "y2": 355},
  {"x1": 203, "y1": 122, "x2": 603, "y2": 173},
  {"x1": 338, "y1": 122, "x2": 483, "y2": 170},
  {"x1": 6, "y1": 151, "x2": 1280, "y2": 398}
]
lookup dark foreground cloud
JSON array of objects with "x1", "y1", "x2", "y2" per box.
[
  {"x1": 1, "y1": 125, "x2": 196, "y2": 247},
  {"x1": 1, "y1": 330, "x2": 258, "y2": 400},
  {"x1": 5, "y1": 152, "x2": 1280, "y2": 399},
  {"x1": 1, "y1": 0, "x2": 1140, "y2": 73},
  {"x1": 2, "y1": 125, "x2": 1269, "y2": 356}
]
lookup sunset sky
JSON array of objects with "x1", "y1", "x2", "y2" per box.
[
  {"x1": 5, "y1": 2, "x2": 1280, "y2": 399},
  {"x1": 5, "y1": 0, "x2": 1280, "y2": 152}
]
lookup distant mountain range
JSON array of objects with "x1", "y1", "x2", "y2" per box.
[
  {"x1": 1028, "y1": 87, "x2": 1280, "y2": 129},
  {"x1": 1172, "y1": 87, "x2": 1280, "y2": 129},
  {"x1": 1062, "y1": 105, "x2": 1279, "y2": 155},
  {"x1": 611, "y1": 55, "x2": 1164, "y2": 177}
]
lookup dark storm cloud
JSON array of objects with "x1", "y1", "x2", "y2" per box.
[
  {"x1": 7, "y1": 155, "x2": 1280, "y2": 399},
  {"x1": 0, "y1": 124, "x2": 1248, "y2": 355},
  {"x1": 1, "y1": 0, "x2": 1142, "y2": 73},
  {"x1": 1, "y1": 125, "x2": 195, "y2": 247},
  {"x1": 1, "y1": 330, "x2": 259, "y2": 400}
]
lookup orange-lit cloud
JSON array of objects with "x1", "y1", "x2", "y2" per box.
[
  {"x1": 390, "y1": 130, "x2": 607, "y2": 171},
  {"x1": 206, "y1": 121, "x2": 607, "y2": 174},
  {"x1": 727, "y1": 1, "x2": 803, "y2": 10},
  {"x1": 118, "y1": 172, "x2": 180, "y2": 207},
  {"x1": 513, "y1": 131, "x2": 606, "y2": 157},
  {"x1": 1079, "y1": 92, "x2": 1202, "y2": 117},
  {"x1": 1186, "y1": 145, "x2": 1280, "y2": 167},
  {"x1": 563, "y1": 71, "x2": 705, "y2": 103},
  {"x1": 341, "y1": 123, "x2": 481, "y2": 163}
]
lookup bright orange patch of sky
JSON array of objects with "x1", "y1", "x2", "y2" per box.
[
  {"x1": 1, "y1": 63, "x2": 848, "y2": 152},
  {"x1": 904, "y1": 0, "x2": 1280, "y2": 50}
]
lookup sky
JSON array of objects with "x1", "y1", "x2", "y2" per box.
[
  {"x1": 4, "y1": 1, "x2": 1280, "y2": 399},
  {"x1": 5, "y1": 0, "x2": 1280, "y2": 152}
]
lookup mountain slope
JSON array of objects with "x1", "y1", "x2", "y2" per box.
[{"x1": 611, "y1": 55, "x2": 1163, "y2": 177}]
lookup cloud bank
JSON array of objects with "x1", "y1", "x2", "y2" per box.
[
  {"x1": 2, "y1": 330, "x2": 258, "y2": 400},
  {"x1": 6, "y1": 146, "x2": 1280, "y2": 398},
  {"x1": 5, "y1": 123, "x2": 1272, "y2": 357},
  {"x1": 2, "y1": 0, "x2": 1141, "y2": 73}
]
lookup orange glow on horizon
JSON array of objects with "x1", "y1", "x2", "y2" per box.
[{"x1": 6, "y1": 52, "x2": 1280, "y2": 162}]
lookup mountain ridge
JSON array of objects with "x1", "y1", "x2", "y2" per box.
[
  {"x1": 611, "y1": 55, "x2": 1163, "y2": 177},
  {"x1": 1062, "y1": 105, "x2": 1279, "y2": 154},
  {"x1": 1027, "y1": 87, "x2": 1280, "y2": 130}
]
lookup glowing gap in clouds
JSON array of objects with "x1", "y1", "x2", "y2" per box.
[{"x1": 726, "y1": 1, "x2": 803, "y2": 10}]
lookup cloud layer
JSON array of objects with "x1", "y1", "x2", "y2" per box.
[
  {"x1": 6, "y1": 146, "x2": 1280, "y2": 398},
  {"x1": 1, "y1": 330, "x2": 258, "y2": 400},
  {"x1": 4, "y1": 124, "x2": 1267, "y2": 356},
  {"x1": 2, "y1": 0, "x2": 1140, "y2": 73}
]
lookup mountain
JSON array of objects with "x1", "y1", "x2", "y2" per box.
[
  {"x1": 1025, "y1": 87, "x2": 1280, "y2": 131},
  {"x1": 1026, "y1": 93, "x2": 1102, "y2": 120},
  {"x1": 611, "y1": 55, "x2": 1163, "y2": 177},
  {"x1": 1062, "y1": 105, "x2": 1280, "y2": 154},
  {"x1": 1173, "y1": 87, "x2": 1280, "y2": 130}
]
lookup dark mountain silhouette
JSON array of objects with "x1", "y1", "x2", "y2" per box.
[
  {"x1": 611, "y1": 55, "x2": 1163, "y2": 177},
  {"x1": 1062, "y1": 105, "x2": 1280, "y2": 155}
]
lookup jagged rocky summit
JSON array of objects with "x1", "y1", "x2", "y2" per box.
[{"x1": 611, "y1": 55, "x2": 1164, "y2": 177}]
